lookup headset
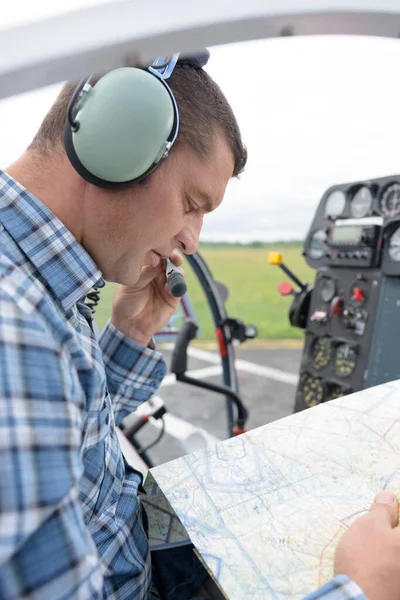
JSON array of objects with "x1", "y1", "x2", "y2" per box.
[{"x1": 64, "y1": 50, "x2": 210, "y2": 190}]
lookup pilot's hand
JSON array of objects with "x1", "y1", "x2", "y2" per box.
[
  {"x1": 334, "y1": 490, "x2": 400, "y2": 600},
  {"x1": 111, "y1": 250, "x2": 184, "y2": 346}
]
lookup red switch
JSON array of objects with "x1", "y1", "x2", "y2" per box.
[
  {"x1": 352, "y1": 287, "x2": 364, "y2": 302},
  {"x1": 329, "y1": 296, "x2": 342, "y2": 318},
  {"x1": 278, "y1": 281, "x2": 294, "y2": 296}
]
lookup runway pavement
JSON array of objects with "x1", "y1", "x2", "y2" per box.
[{"x1": 130, "y1": 342, "x2": 304, "y2": 466}]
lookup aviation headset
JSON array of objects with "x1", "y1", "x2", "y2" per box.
[{"x1": 64, "y1": 50, "x2": 210, "y2": 190}]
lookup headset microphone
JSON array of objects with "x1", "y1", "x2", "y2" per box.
[{"x1": 166, "y1": 258, "x2": 187, "y2": 298}]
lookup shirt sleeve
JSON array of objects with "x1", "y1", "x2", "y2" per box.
[
  {"x1": 99, "y1": 321, "x2": 167, "y2": 426},
  {"x1": 302, "y1": 575, "x2": 367, "y2": 600},
  {"x1": 0, "y1": 289, "x2": 104, "y2": 599}
]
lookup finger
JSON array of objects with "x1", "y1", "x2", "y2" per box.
[
  {"x1": 169, "y1": 249, "x2": 184, "y2": 267},
  {"x1": 120, "y1": 264, "x2": 162, "y2": 294},
  {"x1": 369, "y1": 491, "x2": 399, "y2": 529},
  {"x1": 140, "y1": 263, "x2": 163, "y2": 283}
]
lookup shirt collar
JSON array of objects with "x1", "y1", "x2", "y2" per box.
[{"x1": 0, "y1": 170, "x2": 105, "y2": 312}]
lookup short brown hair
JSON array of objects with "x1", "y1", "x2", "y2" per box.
[{"x1": 29, "y1": 63, "x2": 247, "y2": 177}]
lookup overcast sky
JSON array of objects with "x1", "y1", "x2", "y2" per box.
[{"x1": 2, "y1": 2, "x2": 400, "y2": 241}]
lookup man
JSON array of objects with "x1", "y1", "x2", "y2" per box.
[{"x1": 0, "y1": 51, "x2": 398, "y2": 600}]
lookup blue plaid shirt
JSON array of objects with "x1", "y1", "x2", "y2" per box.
[
  {"x1": 0, "y1": 170, "x2": 366, "y2": 600},
  {"x1": 0, "y1": 171, "x2": 167, "y2": 599}
]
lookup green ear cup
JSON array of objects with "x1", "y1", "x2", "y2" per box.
[{"x1": 70, "y1": 68, "x2": 175, "y2": 184}]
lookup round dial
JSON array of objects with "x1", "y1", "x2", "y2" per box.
[
  {"x1": 320, "y1": 277, "x2": 336, "y2": 302},
  {"x1": 307, "y1": 229, "x2": 326, "y2": 260},
  {"x1": 311, "y1": 337, "x2": 332, "y2": 368},
  {"x1": 300, "y1": 374, "x2": 324, "y2": 408},
  {"x1": 388, "y1": 226, "x2": 400, "y2": 262},
  {"x1": 326, "y1": 384, "x2": 349, "y2": 401},
  {"x1": 350, "y1": 187, "x2": 373, "y2": 218},
  {"x1": 325, "y1": 190, "x2": 346, "y2": 218},
  {"x1": 380, "y1": 183, "x2": 400, "y2": 217},
  {"x1": 334, "y1": 343, "x2": 357, "y2": 377}
]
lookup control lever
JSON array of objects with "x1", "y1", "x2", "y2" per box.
[
  {"x1": 171, "y1": 318, "x2": 249, "y2": 434},
  {"x1": 268, "y1": 252, "x2": 306, "y2": 290},
  {"x1": 268, "y1": 251, "x2": 313, "y2": 329}
]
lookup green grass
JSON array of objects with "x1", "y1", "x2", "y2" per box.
[{"x1": 95, "y1": 245, "x2": 316, "y2": 339}]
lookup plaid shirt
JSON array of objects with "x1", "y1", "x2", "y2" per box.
[
  {"x1": 305, "y1": 575, "x2": 366, "y2": 600},
  {"x1": 0, "y1": 171, "x2": 167, "y2": 599}
]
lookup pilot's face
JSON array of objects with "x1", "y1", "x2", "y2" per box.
[{"x1": 83, "y1": 132, "x2": 234, "y2": 284}]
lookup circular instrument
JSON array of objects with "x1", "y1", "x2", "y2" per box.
[
  {"x1": 380, "y1": 183, "x2": 400, "y2": 217},
  {"x1": 324, "y1": 190, "x2": 346, "y2": 218},
  {"x1": 388, "y1": 226, "x2": 400, "y2": 262},
  {"x1": 326, "y1": 384, "x2": 349, "y2": 401},
  {"x1": 334, "y1": 343, "x2": 357, "y2": 377},
  {"x1": 311, "y1": 337, "x2": 332, "y2": 368},
  {"x1": 300, "y1": 374, "x2": 324, "y2": 408},
  {"x1": 307, "y1": 229, "x2": 326, "y2": 260},
  {"x1": 350, "y1": 187, "x2": 373, "y2": 218},
  {"x1": 320, "y1": 277, "x2": 336, "y2": 302}
]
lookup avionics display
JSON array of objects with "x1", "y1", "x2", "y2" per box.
[{"x1": 330, "y1": 225, "x2": 363, "y2": 245}]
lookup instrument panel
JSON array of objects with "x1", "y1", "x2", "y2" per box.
[
  {"x1": 309, "y1": 336, "x2": 357, "y2": 376},
  {"x1": 323, "y1": 179, "x2": 400, "y2": 222},
  {"x1": 304, "y1": 174, "x2": 400, "y2": 276},
  {"x1": 295, "y1": 173, "x2": 400, "y2": 413},
  {"x1": 299, "y1": 372, "x2": 351, "y2": 408},
  {"x1": 294, "y1": 267, "x2": 381, "y2": 412}
]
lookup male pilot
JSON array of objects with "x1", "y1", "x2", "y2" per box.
[{"x1": 0, "y1": 50, "x2": 398, "y2": 600}]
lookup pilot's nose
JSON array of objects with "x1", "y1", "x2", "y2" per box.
[{"x1": 175, "y1": 215, "x2": 203, "y2": 255}]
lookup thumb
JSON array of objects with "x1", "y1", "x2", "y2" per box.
[{"x1": 369, "y1": 491, "x2": 399, "y2": 528}]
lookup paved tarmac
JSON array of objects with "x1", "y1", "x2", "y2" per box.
[{"x1": 131, "y1": 343, "x2": 303, "y2": 466}]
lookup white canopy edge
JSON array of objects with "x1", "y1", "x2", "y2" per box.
[{"x1": 1, "y1": 0, "x2": 400, "y2": 99}]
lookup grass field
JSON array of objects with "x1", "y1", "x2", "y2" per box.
[{"x1": 95, "y1": 245, "x2": 316, "y2": 339}]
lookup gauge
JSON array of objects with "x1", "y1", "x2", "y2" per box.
[
  {"x1": 380, "y1": 183, "x2": 400, "y2": 217},
  {"x1": 350, "y1": 187, "x2": 373, "y2": 218},
  {"x1": 300, "y1": 374, "x2": 324, "y2": 408},
  {"x1": 311, "y1": 337, "x2": 332, "y2": 368},
  {"x1": 307, "y1": 229, "x2": 326, "y2": 260},
  {"x1": 326, "y1": 384, "x2": 350, "y2": 401},
  {"x1": 388, "y1": 226, "x2": 400, "y2": 262},
  {"x1": 320, "y1": 277, "x2": 336, "y2": 302},
  {"x1": 324, "y1": 190, "x2": 346, "y2": 218},
  {"x1": 334, "y1": 343, "x2": 357, "y2": 377}
]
